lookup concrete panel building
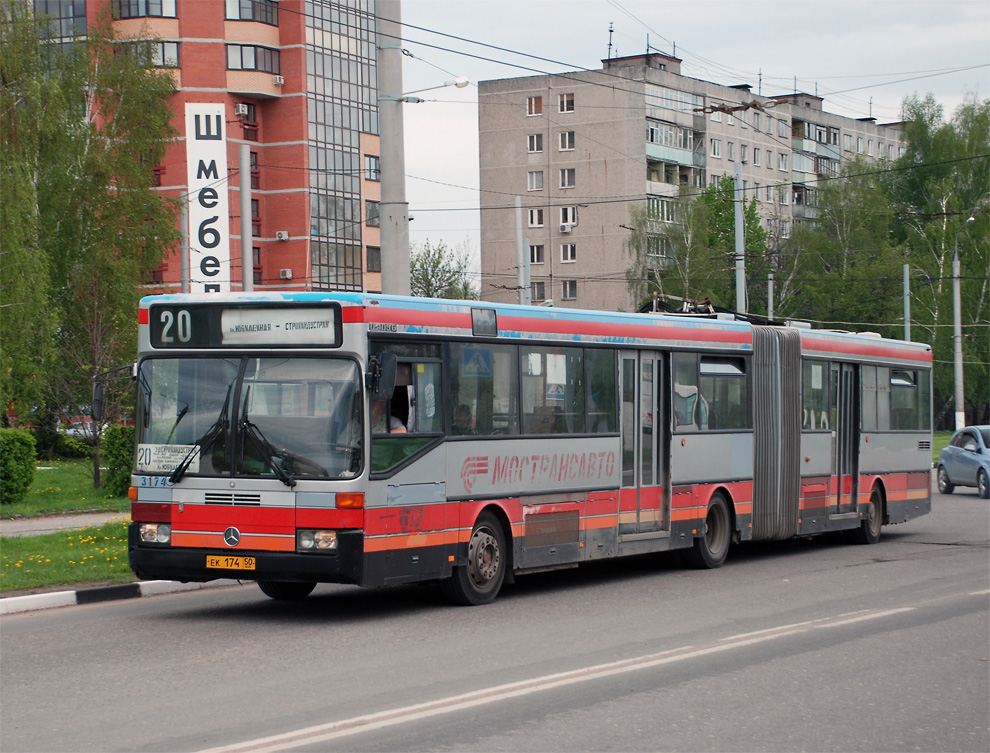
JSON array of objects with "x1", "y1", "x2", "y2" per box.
[{"x1": 478, "y1": 53, "x2": 904, "y2": 312}]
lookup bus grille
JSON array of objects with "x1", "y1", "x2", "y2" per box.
[{"x1": 204, "y1": 492, "x2": 263, "y2": 506}]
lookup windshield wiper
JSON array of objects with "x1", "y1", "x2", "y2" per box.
[
  {"x1": 164, "y1": 403, "x2": 189, "y2": 444},
  {"x1": 168, "y1": 384, "x2": 231, "y2": 484},
  {"x1": 240, "y1": 391, "x2": 296, "y2": 488}
]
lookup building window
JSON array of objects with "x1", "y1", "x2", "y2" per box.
[
  {"x1": 781, "y1": 220, "x2": 790, "y2": 238},
  {"x1": 727, "y1": 112, "x2": 734, "y2": 126},
  {"x1": 531, "y1": 281, "x2": 546, "y2": 302},
  {"x1": 753, "y1": 148, "x2": 760, "y2": 166},
  {"x1": 530, "y1": 244, "x2": 544, "y2": 264},
  {"x1": 227, "y1": 44, "x2": 280, "y2": 74},
  {"x1": 766, "y1": 185, "x2": 773, "y2": 202},
  {"x1": 843, "y1": 133, "x2": 852, "y2": 151},
  {"x1": 527, "y1": 133, "x2": 543, "y2": 153},
  {"x1": 561, "y1": 243, "x2": 576, "y2": 263},
  {"x1": 528, "y1": 208, "x2": 544, "y2": 228},
  {"x1": 728, "y1": 141, "x2": 735, "y2": 161},
  {"x1": 560, "y1": 206, "x2": 578, "y2": 225},
  {"x1": 561, "y1": 280, "x2": 577, "y2": 300},
  {"x1": 559, "y1": 131, "x2": 575, "y2": 151},
  {"x1": 225, "y1": 0, "x2": 278, "y2": 25},
  {"x1": 116, "y1": 0, "x2": 176, "y2": 19},
  {"x1": 253, "y1": 246, "x2": 262, "y2": 285},
  {"x1": 778, "y1": 152, "x2": 788, "y2": 171},
  {"x1": 710, "y1": 138, "x2": 721, "y2": 158},
  {"x1": 868, "y1": 139, "x2": 874, "y2": 156},
  {"x1": 828, "y1": 127, "x2": 840, "y2": 146},
  {"x1": 250, "y1": 150, "x2": 259, "y2": 189},
  {"x1": 366, "y1": 246, "x2": 381, "y2": 273},
  {"x1": 754, "y1": 182, "x2": 760, "y2": 201},
  {"x1": 250, "y1": 198, "x2": 260, "y2": 236},
  {"x1": 527, "y1": 171, "x2": 544, "y2": 191},
  {"x1": 526, "y1": 96, "x2": 542, "y2": 116},
  {"x1": 710, "y1": 105, "x2": 722, "y2": 122},
  {"x1": 559, "y1": 93, "x2": 574, "y2": 113},
  {"x1": 559, "y1": 168, "x2": 576, "y2": 188},
  {"x1": 779, "y1": 185, "x2": 788, "y2": 205},
  {"x1": 857, "y1": 136, "x2": 864, "y2": 153},
  {"x1": 647, "y1": 197, "x2": 674, "y2": 223},
  {"x1": 778, "y1": 119, "x2": 788, "y2": 137},
  {"x1": 365, "y1": 155, "x2": 380, "y2": 181},
  {"x1": 149, "y1": 41, "x2": 179, "y2": 67},
  {"x1": 365, "y1": 200, "x2": 380, "y2": 227},
  {"x1": 740, "y1": 144, "x2": 748, "y2": 163},
  {"x1": 752, "y1": 112, "x2": 761, "y2": 131}
]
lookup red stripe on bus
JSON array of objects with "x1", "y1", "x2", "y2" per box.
[
  {"x1": 138, "y1": 308, "x2": 149, "y2": 324},
  {"x1": 802, "y1": 337, "x2": 931, "y2": 363}
]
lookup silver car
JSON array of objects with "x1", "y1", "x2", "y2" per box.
[{"x1": 936, "y1": 425, "x2": 990, "y2": 499}]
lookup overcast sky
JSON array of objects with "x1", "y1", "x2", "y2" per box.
[{"x1": 395, "y1": 0, "x2": 990, "y2": 269}]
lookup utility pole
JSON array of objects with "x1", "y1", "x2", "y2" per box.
[
  {"x1": 902, "y1": 263, "x2": 910, "y2": 341},
  {"x1": 376, "y1": 0, "x2": 411, "y2": 296},
  {"x1": 180, "y1": 202, "x2": 190, "y2": 293},
  {"x1": 515, "y1": 197, "x2": 531, "y2": 305},
  {"x1": 239, "y1": 144, "x2": 254, "y2": 292},
  {"x1": 734, "y1": 163, "x2": 746, "y2": 313},
  {"x1": 952, "y1": 244, "x2": 965, "y2": 429}
]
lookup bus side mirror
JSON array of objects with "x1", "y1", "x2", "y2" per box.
[
  {"x1": 91, "y1": 381, "x2": 104, "y2": 423},
  {"x1": 367, "y1": 353, "x2": 397, "y2": 402}
]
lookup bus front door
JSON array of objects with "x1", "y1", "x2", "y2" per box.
[
  {"x1": 830, "y1": 362, "x2": 859, "y2": 515},
  {"x1": 620, "y1": 351, "x2": 666, "y2": 536}
]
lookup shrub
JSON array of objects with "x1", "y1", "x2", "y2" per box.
[
  {"x1": 102, "y1": 425, "x2": 135, "y2": 498},
  {"x1": 1, "y1": 428, "x2": 37, "y2": 504}
]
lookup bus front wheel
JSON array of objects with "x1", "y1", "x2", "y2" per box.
[
  {"x1": 683, "y1": 493, "x2": 731, "y2": 569},
  {"x1": 257, "y1": 580, "x2": 316, "y2": 600},
  {"x1": 441, "y1": 511, "x2": 506, "y2": 606}
]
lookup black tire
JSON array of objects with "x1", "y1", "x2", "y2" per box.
[
  {"x1": 441, "y1": 511, "x2": 506, "y2": 605},
  {"x1": 978, "y1": 469, "x2": 989, "y2": 499},
  {"x1": 257, "y1": 580, "x2": 316, "y2": 600},
  {"x1": 683, "y1": 493, "x2": 732, "y2": 569},
  {"x1": 847, "y1": 485, "x2": 883, "y2": 545},
  {"x1": 936, "y1": 466, "x2": 954, "y2": 494}
]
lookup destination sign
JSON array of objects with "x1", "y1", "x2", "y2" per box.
[{"x1": 148, "y1": 303, "x2": 342, "y2": 348}]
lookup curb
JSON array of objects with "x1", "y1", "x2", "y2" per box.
[{"x1": 0, "y1": 578, "x2": 243, "y2": 615}]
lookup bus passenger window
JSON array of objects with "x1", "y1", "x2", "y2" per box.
[
  {"x1": 672, "y1": 353, "x2": 702, "y2": 431},
  {"x1": 586, "y1": 349, "x2": 616, "y2": 432}
]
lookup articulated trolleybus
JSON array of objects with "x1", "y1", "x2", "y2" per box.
[{"x1": 128, "y1": 292, "x2": 932, "y2": 605}]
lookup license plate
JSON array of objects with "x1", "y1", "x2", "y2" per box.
[{"x1": 206, "y1": 555, "x2": 256, "y2": 571}]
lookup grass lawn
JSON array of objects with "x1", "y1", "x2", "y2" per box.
[
  {"x1": 1, "y1": 521, "x2": 134, "y2": 593},
  {"x1": 932, "y1": 430, "x2": 953, "y2": 464},
  {"x1": 1, "y1": 461, "x2": 129, "y2": 519}
]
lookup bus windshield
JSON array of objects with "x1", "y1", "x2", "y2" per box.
[{"x1": 136, "y1": 357, "x2": 363, "y2": 481}]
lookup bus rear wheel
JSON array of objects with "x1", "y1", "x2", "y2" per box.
[
  {"x1": 846, "y1": 486, "x2": 883, "y2": 545},
  {"x1": 683, "y1": 493, "x2": 731, "y2": 569},
  {"x1": 257, "y1": 580, "x2": 316, "y2": 600},
  {"x1": 441, "y1": 511, "x2": 506, "y2": 606}
]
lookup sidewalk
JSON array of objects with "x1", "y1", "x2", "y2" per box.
[{"x1": 1, "y1": 512, "x2": 241, "y2": 615}]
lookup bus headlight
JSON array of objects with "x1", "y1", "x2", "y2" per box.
[
  {"x1": 139, "y1": 523, "x2": 171, "y2": 545},
  {"x1": 297, "y1": 529, "x2": 337, "y2": 552}
]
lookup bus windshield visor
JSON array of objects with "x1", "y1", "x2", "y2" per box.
[{"x1": 136, "y1": 357, "x2": 363, "y2": 480}]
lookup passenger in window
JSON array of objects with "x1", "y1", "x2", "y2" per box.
[
  {"x1": 452, "y1": 404, "x2": 476, "y2": 435},
  {"x1": 371, "y1": 400, "x2": 406, "y2": 433}
]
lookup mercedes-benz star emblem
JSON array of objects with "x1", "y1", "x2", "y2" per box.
[{"x1": 223, "y1": 527, "x2": 241, "y2": 547}]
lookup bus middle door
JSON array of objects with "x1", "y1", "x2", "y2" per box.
[
  {"x1": 830, "y1": 362, "x2": 859, "y2": 515},
  {"x1": 619, "y1": 351, "x2": 665, "y2": 537}
]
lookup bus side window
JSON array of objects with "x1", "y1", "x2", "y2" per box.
[{"x1": 672, "y1": 353, "x2": 700, "y2": 431}]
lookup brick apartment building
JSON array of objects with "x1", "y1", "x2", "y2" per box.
[
  {"x1": 478, "y1": 53, "x2": 905, "y2": 312},
  {"x1": 37, "y1": 0, "x2": 384, "y2": 293}
]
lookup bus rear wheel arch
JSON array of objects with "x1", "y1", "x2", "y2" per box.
[
  {"x1": 441, "y1": 510, "x2": 508, "y2": 606},
  {"x1": 683, "y1": 492, "x2": 733, "y2": 569}
]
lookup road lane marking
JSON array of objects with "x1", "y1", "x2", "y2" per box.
[{"x1": 198, "y1": 606, "x2": 918, "y2": 753}]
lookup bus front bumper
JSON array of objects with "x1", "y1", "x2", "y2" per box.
[{"x1": 127, "y1": 523, "x2": 365, "y2": 585}]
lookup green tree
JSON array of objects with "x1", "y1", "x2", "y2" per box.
[
  {"x1": 0, "y1": 3, "x2": 180, "y2": 481},
  {"x1": 410, "y1": 239, "x2": 478, "y2": 299},
  {"x1": 626, "y1": 179, "x2": 765, "y2": 312},
  {"x1": 783, "y1": 158, "x2": 906, "y2": 336},
  {"x1": 888, "y1": 94, "x2": 989, "y2": 423}
]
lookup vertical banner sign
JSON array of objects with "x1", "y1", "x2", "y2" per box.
[{"x1": 185, "y1": 103, "x2": 230, "y2": 293}]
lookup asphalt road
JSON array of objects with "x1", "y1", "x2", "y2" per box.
[{"x1": 2, "y1": 488, "x2": 987, "y2": 753}]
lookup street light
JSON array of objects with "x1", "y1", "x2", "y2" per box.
[{"x1": 380, "y1": 77, "x2": 470, "y2": 104}]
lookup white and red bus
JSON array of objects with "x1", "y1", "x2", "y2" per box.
[{"x1": 125, "y1": 292, "x2": 932, "y2": 604}]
